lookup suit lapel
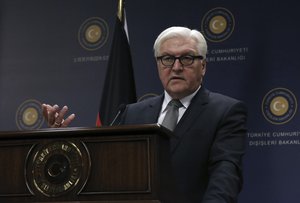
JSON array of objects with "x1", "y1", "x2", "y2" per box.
[
  {"x1": 171, "y1": 87, "x2": 210, "y2": 153},
  {"x1": 144, "y1": 95, "x2": 164, "y2": 123}
]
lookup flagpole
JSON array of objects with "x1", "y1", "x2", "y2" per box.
[{"x1": 117, "y1": 0, "x2": 124, "y2": 22}]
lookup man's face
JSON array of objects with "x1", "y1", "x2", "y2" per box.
[{"x1": 157, "y1": 37, "x2": 206, "y2": 99}]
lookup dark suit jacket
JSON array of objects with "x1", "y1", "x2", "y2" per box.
[{"x1": 120, "y1": 87, "x2": 247, "y2": 203}]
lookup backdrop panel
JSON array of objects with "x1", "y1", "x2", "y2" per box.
[{"x1": 0, "y1": 0, "x2": 299, "y2": 203}]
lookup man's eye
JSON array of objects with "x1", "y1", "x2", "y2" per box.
[
  {"x1": 181, "y1": 56, "x2": 192, "y2": 60},
  {"x1": 163, "y1": 56, "x2": 174, "y2": 61},
  {"x1": 181, "y1": 56, "x2": 193, "y2": 61}
]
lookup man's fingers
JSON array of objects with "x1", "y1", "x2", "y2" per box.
[
  {"x1": 47, "y1": 105, "x2": 59, "y2": 125},
  {"x1": 41, "y1": 104, "x2": 59, "y2": 126},
  {"x1": 55, "y1": 106, "x2": 68, "y2": 124},
  {"x1": 42, "y1": 104, "x2": 48, "y2": 120},
  {"x1": 41, "y1": 103, "x2": 75, "y2": 128},
  {"x1": 61, "y1": 114, "x2": 76, "y2": 127}
]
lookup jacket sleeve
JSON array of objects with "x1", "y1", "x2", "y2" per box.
[{"x1": 202, "y1": 101, "x2": 248, "y2": 203}]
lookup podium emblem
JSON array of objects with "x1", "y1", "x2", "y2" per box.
[{"x1": 26, "y1": 140, "x2": 91, "y2": 197}]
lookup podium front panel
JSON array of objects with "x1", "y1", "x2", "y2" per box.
[{"x1": 0, "y1": 125, "x2": 174, "y2": 203}]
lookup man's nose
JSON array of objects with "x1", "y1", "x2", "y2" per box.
[{"x1": 172, "y1": 59, "x2": 183, "y2": 71}]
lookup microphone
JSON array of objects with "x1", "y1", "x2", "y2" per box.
[{"x1": 109, "y1": 104, "x2": 126, "y2": 126}]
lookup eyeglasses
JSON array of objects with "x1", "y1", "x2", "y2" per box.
[{"x1": 156, "y1": 55, "x2": 203, "y2": 67}]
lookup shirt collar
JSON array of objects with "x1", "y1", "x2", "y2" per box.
[{"x1": 162, "y1": 85, "x2": 201, "y2": 112}]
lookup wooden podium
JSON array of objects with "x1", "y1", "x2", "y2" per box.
[{"x1": 0, "y1": 124, "x2": 178, "y2": 203}]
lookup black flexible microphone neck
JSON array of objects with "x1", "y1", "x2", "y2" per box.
[{"x1": 109, "y1": 104, "x2": 126, "y2": 126}]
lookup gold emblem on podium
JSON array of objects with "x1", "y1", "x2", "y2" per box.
[{"x1": 26, "y1": 140, "x2": 91, "y2": 197}]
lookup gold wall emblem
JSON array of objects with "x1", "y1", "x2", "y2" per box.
[
  {"x1": 262, "y1": 87, "x2": 297, "y2": 125},
  {"x1": 201, "y1": 7, "x2": 235, "y2": 42},
  {"x1": 15, "y1": 99, "x2": 44, "y2": 130},
  {"x1": 78, "y1": 17, "x2": 109, "y2": 51}
]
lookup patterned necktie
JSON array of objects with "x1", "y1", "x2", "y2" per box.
[{"x1": 162, "y1": 99, "x2": 183, "y2": 131}]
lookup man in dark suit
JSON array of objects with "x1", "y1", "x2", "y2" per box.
[
  {"x1": 43, "y1": 26, "x2": 247, "y2": 203},
  {"x1": 119, "y1": 26, "x2": 247, "y2": 203},
  {"x1": 121, "y1": 87, "x2": 246, "y2": 203}
]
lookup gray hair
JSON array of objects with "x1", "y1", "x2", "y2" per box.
[{"x1": 153, "y1": 26, "x2": 207, "y2": 59}]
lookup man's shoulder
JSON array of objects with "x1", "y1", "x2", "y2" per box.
[
  {"x1": 208, "y1": 91, "x2": 241, "y2": 104},
  {"x1": 121, "y1": 95, "x2": 163, "y2": 125},
  {"x1": 128, "y1": 94, "x2": 162, "y2": 108},
  {"x1": 127, "y1": 95, "x2": 163, "y2": 110},
  {"x1": 200, "y1": 88, "x2": 246, "y2": 109}
]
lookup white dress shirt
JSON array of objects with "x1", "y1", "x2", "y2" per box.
[{"x1": 157, "y1": 86, "x2": 201, "y2": 125}]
